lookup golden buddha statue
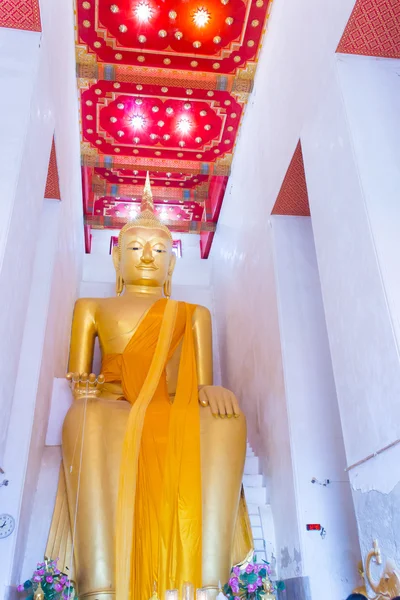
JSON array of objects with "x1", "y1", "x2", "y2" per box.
[{"x1": 46, "y1": 173, "x2": 251, "y2": 600}]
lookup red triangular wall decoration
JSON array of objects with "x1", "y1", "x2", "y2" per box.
[
  {"x1": 44, "y1": 138, "x2": 61, "y2": 200},
  {"x1": 337, "y1": 0, "x2": 400, "y2": 59},
  {"x1": 271, "y1": 141, "x2": 310, "y2": 217},
  {"x1": 0, "y1": 0, "x2": 41, "y2": 32}
]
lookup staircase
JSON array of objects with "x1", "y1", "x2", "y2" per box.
[{"x1": 243, "y1": 443, "x2": 277, "y2": 575}]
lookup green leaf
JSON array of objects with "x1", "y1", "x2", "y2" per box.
[
  {"x1": 246, "y1": 573, "x2": 257, "y2": 584},
  {"x1": 276, "y1": 581, "x2": 285, "y2": 591}
]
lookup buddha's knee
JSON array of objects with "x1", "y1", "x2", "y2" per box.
[{"x1": 200, "y1": 407, "x2": 247, "y2": 445}]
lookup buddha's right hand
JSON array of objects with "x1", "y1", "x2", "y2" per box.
[{"x1": 66, "y1": 372, "x2": 105, "y2": 400}]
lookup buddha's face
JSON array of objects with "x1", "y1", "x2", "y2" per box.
[{"x1": 117, "y1": 225, "x2": 175, "y2": 288}]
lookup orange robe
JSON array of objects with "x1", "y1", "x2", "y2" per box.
[{"x1": 102, "y1": 299, "x2": 202, "y2": 600}]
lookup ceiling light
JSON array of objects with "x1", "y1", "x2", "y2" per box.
[
  {"x1": 134, "y1": 1, "x2": 153, "y2": 23},
  {"x1": 177, "y1": 118, "x2": 192, "y2": 135},
  {"x1": 193, "y1": 7, "x2": 211, "y2": 28},
  {"x1": 130, "y1": 115, "x2": 145, "y2": 129}
]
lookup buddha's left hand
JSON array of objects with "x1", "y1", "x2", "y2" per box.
[{"x1": 198, "y1": 385, "x2": 241, "y2": 418}]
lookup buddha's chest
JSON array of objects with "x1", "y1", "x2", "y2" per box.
[{"x1": 96, "y1": 297, "x2": 157, "y2": 353}]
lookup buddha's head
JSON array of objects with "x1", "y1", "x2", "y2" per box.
[{"x1": 112, "y1": 173, "x2": 176, "y2": 296}]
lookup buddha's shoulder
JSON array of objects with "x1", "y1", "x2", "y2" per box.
[
  {"x1": 73, "y1": 296, "x2": 118, "y2": 314},
  {"x1": 191, "y1": 303, "x2": 211, "y2": 323}
]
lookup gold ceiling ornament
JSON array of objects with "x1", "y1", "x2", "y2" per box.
[
  {"x1": 80, "y1": 141, "x2": 100, "y2": 166},
  {"x1": 76, "y1": 45, "x2": 97, "y2": 67}
]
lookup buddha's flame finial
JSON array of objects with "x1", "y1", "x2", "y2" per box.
[{"x1": 141, "y1": 171, "x2": 154, "y2": 214}]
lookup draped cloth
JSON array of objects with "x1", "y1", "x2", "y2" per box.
[{"x1": 102, "y1": 299, "x2": 201, "y2": 600}]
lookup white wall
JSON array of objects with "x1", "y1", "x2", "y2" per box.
[
  {"x1": 271, "y1": 216, "x2": 359, "y2": 599},
  {"x1": 0, "y1": 0, "x2": 84, "y2": 593},
  {"x1": 210, "y1": 0, "x2": 358, "y2": 591}
]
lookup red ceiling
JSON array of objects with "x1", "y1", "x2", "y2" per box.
[
  {"x1": 271, "y1": 141, "x2": 310, "y2": 217},
  {"x1": 44, "y1": 138, "x2": 61, "y2": 200},
  {"x1": 76, "y1": 0, "x2": 271, "y2": 257},
  {"x1": 0, "y1": 0, "x2": 41, "y2": 31},
  {"x1": 337, "y1": 0, "x2": 400, "y2": 58}
]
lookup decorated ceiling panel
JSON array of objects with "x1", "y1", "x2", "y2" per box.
[{"x1": 76, "y1": 0, "x2": 271, "y2": 256}]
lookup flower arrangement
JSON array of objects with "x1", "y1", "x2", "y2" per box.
[
  {"x1": 223, "y1": 555, "x2": 284, "y2": 600},
  {"x1": 17, "y1": 558, "x2": 76, "y2": 600}
]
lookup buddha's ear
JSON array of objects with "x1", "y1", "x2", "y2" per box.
[
  {"x1": 112, "y1": 245, "x2": 119, "y2": 271},
  {"x1": 168, "y1": 251, "x2": 176, "y2": 275}
]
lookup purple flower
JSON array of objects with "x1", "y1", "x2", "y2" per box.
[
  {"x1": 247, "y1": 583, "x2": 257, "y2": 593},
  {"x1": 17, "y1": 585, "x2": 24, "y2": 593},
  {"x1": 245, "y1": 564, "x2": 254, "y2": 574},
  {"x1": 256, "y1": 577, "x2": 263, "y2": 586},
  {"x1": 229, "y1": 577, "x2": 239, "y2": 588},
  {"x1": 54, "y1": 569, "x2": 60, "y2": 575},
  {"x1": 253, "y1": 565, "x2": 260, "y2": 573},
  {"x1": 46, "y1": 576, "x2": 54, "y2": 584},
  {"x1": 54, "y1": 583, "x2": 63, "y2": 592},
  {"x1": 33, "y1": 576, "x2": 41, "y2": 583},
  {"x1": 60, "y1": 576, "x2": 67, "y2": 584},
  {"x1": 232, "y1": 586, "x2": 239, "y2": 595},
  {"x1": 37, "y1": 569, "x2": 45, "y2": 576},
  {"x1": 232, "y1": 566, "x2": 241, "y2": 577}
]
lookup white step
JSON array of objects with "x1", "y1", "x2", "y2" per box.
[
  {"x1": 259, "y1": 504, "x2": 276, "y2": 570},
  {"x1": 249, "y1": 513, "x2": 261, "y2": 527},
  {"x1": 244, "y1": 455, "x2": 260, "y2": 475},
  {"x1": 251, "y1": 526, "x2": 263, "y2": 539},
  {"x1": 254, "y1": 551, "x2": 266, "y2": 562},
  {"x1": 244, "y1": 486, "x2": 266, "y2": 505},
  {"x1": 254, "y1": 538, "x2": 265, "y2": 552},
  {"x1": 247, "y1": 503, "x2": 259, "y2": 515},
  {"x1": 243, "y1": 473, "x2": 263, "y2": 487}
]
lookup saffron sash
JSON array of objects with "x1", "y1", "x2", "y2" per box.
[{"x1": 103, "y1": 299, "x2": 201, "y2": 600}]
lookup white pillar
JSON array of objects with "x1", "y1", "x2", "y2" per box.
[
  {"x1": 0, "y1": 28, "x2": 54, "y2": 464},
  {"x1": 0, "y1": 201, "x2": 61, "y2": 592},
  {"x1": 302, "y1": 54, "x2": 400, "y2": 566},
  {"x1": 271, "y1": 215, "x2": 360, "y2": 599}
]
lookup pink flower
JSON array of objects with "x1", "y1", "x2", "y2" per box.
[
  {"x1": 54, "y1": 569, "x2": 60, "y2": 575},
  {"x1": 54, "y1": 583, "x2": 63, "y2": 592},
  {"x1": 33, "y1": 576, "x2": 41, "y2": 583},
  {"x1": 245, "y1": 564, "x2": 254, "y2": 574},
  {"x1": 17, "y1": 585, "x2": 24, "y2": 592},
  {"x1": 60, "y1": 576, "x2": 67, "y2": 584},
  {"x1": 37, "y1": 569, "x2": 45, "y2": 576},
  {"x1": 229, "y1": 577, "x2": 239, "y2": 588},
  {"x1": 247, "y1": 583, "x2": 257, "y2": 593},
  {"x1": 256, "y1": 577, "x2": 263, "y2": 586},
  {"x1": 46, "y1": 576, "x2": 53, "y2": 583},
  {"x1": 232, "y1": 566, "x2": 241, "y2": 577},
  {"x1": 232, "y1": 586, "x2": 239, "y2": 595},
  {"x1": 253, "y1": 565, "x2": 260, "y2": 573}
]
